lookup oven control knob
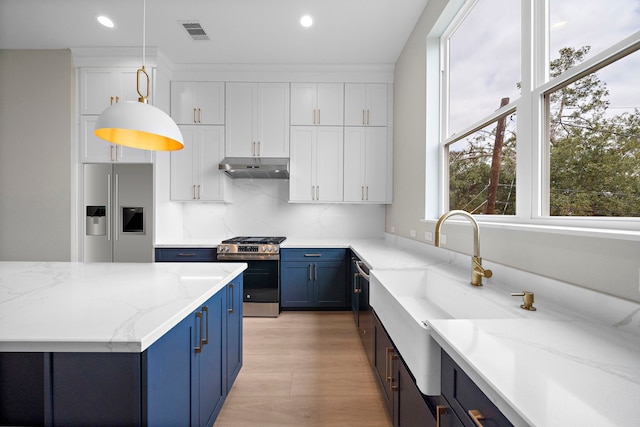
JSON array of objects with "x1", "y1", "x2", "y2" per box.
[{"x1": 224, "y1": 246, "x2": 230, "y2": 252}]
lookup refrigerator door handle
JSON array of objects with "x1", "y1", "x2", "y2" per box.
[
  {"x1": 114, "y1": 173, "x2": 119, "y2": 241},
  {"x1": 107, "y1": 173, "x2": 112, "y2": 241}
]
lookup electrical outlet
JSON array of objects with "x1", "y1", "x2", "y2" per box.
[
  {"x1": 425, "y1": 231, "x2": 433, "y2": 241},
  {"x1": 441, "y1": 234, "x2": 447, "y2": 245},
  {"x1": 410, "y1": 229, "x2": 416, "y2": 238},
  {"x1": 390, "y1": 225, "x2": 395, "y2": 233}
]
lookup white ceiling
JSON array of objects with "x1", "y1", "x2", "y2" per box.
[{"x1": 0, "y1": 0, "x2": 428, "y2": 65}]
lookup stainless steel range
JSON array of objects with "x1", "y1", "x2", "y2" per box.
[{"x1": 217, "y1": 236, "x2": 286, "y2": 317}]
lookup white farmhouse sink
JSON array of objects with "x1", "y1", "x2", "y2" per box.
[{"x1": 370, "y1": 265, "x2": 520, "y2": 395}]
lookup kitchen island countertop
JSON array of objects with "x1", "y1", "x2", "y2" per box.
[{"x1": 0, "y1": 261, "x2": 246, "y2": 353}]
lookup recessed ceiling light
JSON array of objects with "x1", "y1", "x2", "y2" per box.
[
  {"x1": 299, "y1": 15, "x2": 313, "y2": 28},
  {"x1": 97, "y1": 15, "x2": 115, "y2": 29}
]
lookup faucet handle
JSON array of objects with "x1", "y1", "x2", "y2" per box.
[{"x1": 511, "y1": 291, "x2": 536, "y2": 311}]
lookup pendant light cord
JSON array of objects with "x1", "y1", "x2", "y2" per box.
[{"x1": 142, "y1": 0, "x2": 146, "y2": 68}]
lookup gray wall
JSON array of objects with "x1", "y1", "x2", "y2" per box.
[
  {"x1": 387, "y1": 1, "x2": 640, "y2": 303},
  {"x1": 0, "y1": 50, "x2": 73, "y2": 261}
]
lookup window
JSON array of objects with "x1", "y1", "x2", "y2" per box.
[
  {"x1": 444, "y1": 0, "x2": 520, "y2": 215},
  {"x1": 546, "y1": 49, "x2": 640, "y2": 217},
  {"x1": 447, "y1": 0, "x2": 520, "y2": 137},
  {"x1": 448, "y1": 110, "x2": 517, "y2": 214},
  {"x1": 441, "y1": 0, "x2": 640, "y2": 224}
]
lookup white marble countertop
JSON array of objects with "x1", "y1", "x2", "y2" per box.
[
  {"x1": 155, "y1": 235, "x2": 640, "y2": 426},
  {"x1": 0, "y1": 261, "x2": 246, "y2": 353},
  {"x1": 285, "y1": 237, "x2": 640, "y2": 426},
  {"x1": 428, "y1": 318, "x2": 640, "y2": 427}
]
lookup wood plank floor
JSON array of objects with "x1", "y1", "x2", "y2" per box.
[{"x1": 214, "y1": 311, "x2": 392, "y2": 427}]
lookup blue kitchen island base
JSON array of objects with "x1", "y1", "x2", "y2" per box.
[{"x1": 0, "y1": 275, "x2": 243, "y2": 427}]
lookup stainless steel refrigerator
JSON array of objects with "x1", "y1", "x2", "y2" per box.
[{"x1": 83, "y1": 163, "x2": 153, "y2": 262}]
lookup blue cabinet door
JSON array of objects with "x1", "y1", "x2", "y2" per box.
[
  {"x1": 225, "y1": 276, "x2": 243, "y2": 392},
  {"x1": 193, "y1": 290, "x2": 225, "y2": 427},
  {"x1": 144, "y1": 315, "x2": 192, "y2": 426},
  {"x1": 315, "y1": 261, "x2": 347, "y2": 307},
  {"x1": 280, "y1": 262, "x2": 313, "y2": 307}
]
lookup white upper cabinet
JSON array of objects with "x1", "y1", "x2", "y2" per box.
[
  {"x1": 171, "y1": 125, "x2": 229, "y2": 202},
  {"x1": 344, "y1": 83, "x2": 388, "y2": 127},
  {"x1": 225, "y1": 82, "x2": 289, "y2": 157},
  {"x1": 80, "y1": 116, "x2": 153, "y2": 163},
  {"x1": 289, "y1": 126, "x2": 343, "y2": 202},
  {"x1": 343, "y1": 127, "x2": 391, "y2": 203},
  {"x1": 290, "y1": 83, "x2": 344, "y2": 126},
  {"x1": 171, "y1": 82, "x2": 224, "y2": 125},
  {"x1": 80, "y1": 68, "x2": 143, "y2": 115}
]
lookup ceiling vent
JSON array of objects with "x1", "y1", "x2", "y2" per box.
[{"x1": 181, "y1": 22, "x2": 209, "y2": 41}]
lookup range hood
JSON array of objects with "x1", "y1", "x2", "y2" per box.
[{"x1": 219, "y1": 157, "x2": 289, "y2": 179}]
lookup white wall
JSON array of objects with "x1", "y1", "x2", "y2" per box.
[
  {"x1": 387, "y1": 1, "x2": 640, "y2": 303},
  {"x1": 0, "y1": 50, "x2": 74, "y2": 261}
]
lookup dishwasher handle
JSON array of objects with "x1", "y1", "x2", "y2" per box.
[{"x1": 355, "y1": 261, "x2": 370, "y2": 281}]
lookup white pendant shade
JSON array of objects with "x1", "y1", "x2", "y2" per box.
[{"x1": 94, "y1": 101, "x2": 184, "y2": 151}]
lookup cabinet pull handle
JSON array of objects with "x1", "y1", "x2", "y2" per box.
[
  {"x1": 315, "y1": 264, "x2": 318, "y2": 281},
  {"x1": 353, "y1": 272, "x2": 359, "y2": 293},
  {"x1": 304, "y1": 253, "x2": 322, "y2": 257},
  {"x1": 436, "y1": 405, "x2": 449, "y2": 427},
  {"x1": 389, "y1": 352, "x2": 398, "y2": 392},
  {"x1": 116, "y1": 96, "x2": 120, "y2": 104},
  {"x1": 362, "y1": 109, "x2": 366, "y2": 125},
  {"x1": 367, "y1": 109, "x2": 370, "y2": 125},
  {"x1": 177, "y1": 253, "x2": 196, "y2": 257},
  {"x1": 197, "y1": 184, "x2": 201, "y2": 199},
  {"x1": 311, "y1": 185, "x2": 315, "y2": 200},
  {"x1": 366, "y1": 186, "x2": 369, "y2": 201},
  {"x1": 194, "y1": 311, "x2": 203, "y2": 353},
  {"x1": 193, "y1": 184, "x2": 196, "y2": 199},
  {"x1": 257, "y1": 141, "x2": 261, "y2": 157},
  {"x1": 193, "y1": 108, "x2": 197, "y2": 123},
  {"x1": 198, "y1": 108, "x2": 202, "y2": 123},
  {"x1": 313, "y1": 109, "x2": 316, "y2": 124},
  {"x1": 201, "y1": 306, "x2": 209, "y2": 345},
  {"x1": 228, "y1": 283, "x2": 235, "y2": 314},
  {"x1": 318, "y1": 109, "x2": 320, "y2": 124},
  {"x1": 385, "y1": 347, "x2": 393, "y2": 383},
  {"x1": 361, "y1": 186, "x2": 364, "y2": 201},
  {"x1": 308, "y1": 263, "x2": 313, "y2": 281},
  {"x1": 468, "y1": 409, "x2": 485, "y2": 427},
  {"x1": 316, "y1": 186, "x2": 319, "y2": 200}
]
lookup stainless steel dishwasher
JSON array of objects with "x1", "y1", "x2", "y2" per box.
[{"x1": 352, "y1": 255, "x2": 374, "y2": 366}]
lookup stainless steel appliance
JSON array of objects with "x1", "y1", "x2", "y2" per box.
[
  {"x1": 217, "y1": 236, "x2": 286, "y2": 317},
  {"x1": 83, "y1": 164, "x2": 153, "y2": 262},
  {"x1": 352, "y1": 255, "x2": 374, "y2": 366}
]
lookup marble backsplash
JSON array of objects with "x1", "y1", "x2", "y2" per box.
[{"x1": 155, "y1": 178, "x2": 386, "y2": 243}]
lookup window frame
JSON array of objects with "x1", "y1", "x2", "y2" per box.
[{"x1": 431, "y1": 0, "x2": 640, "y2": 234}]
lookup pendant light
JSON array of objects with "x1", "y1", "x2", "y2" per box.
[{"x1": 94, "y1": 0, "x2": 183, "y2": 151}]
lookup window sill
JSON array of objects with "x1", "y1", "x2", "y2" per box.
[{"x1": 420, "y1": 216, "x2": 640, "y2": 242}]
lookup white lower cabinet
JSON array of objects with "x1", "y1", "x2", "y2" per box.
[
  {"x1": 289, "y1": 126, "x2": 343, "y2": 202},
  {"x1": 170, "y1": 125, "x2": 230, "y2": 202},
  {"x1": 344, "y1": 127, "x2": 391, "y2": 203},
  {"x1": 80, "y1": 116, "x2": 153, "y2": 163}
]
